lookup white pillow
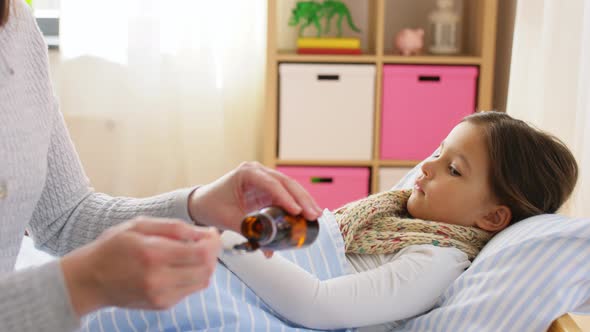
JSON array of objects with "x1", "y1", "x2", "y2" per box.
[{"x1": 391, "y1": 161, "x2": 590, "y2": 332}]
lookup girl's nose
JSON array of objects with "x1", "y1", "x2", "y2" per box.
[{"x1": 421, "y1": 160, "x2": 434, "y2": 179}]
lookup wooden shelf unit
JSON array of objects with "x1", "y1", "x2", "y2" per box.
[{"x1": 264, "y1": 0, "x2": 499, "y2": 194}]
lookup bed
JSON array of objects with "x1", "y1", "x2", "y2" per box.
[
  {"x1": 15, "y1": 158, "x2": 590, "y2": 331},
  {"x1": 16, "y1": 217, "x2": 588, "y2": 331}
]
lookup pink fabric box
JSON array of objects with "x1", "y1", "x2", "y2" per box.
[
  {"x1": 380, "y1": 65, "x2": 478, "y2": 160},
  {"x1": 277, "y1": 166, "x2": 370, "y2": 211}
]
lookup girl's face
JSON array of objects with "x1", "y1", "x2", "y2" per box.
[{"x1": 407, "y1": 122, "x2": 510, "y2": 230}]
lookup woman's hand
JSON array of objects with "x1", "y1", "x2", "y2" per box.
[
  {"x1": 188, "y1": 162, "x2": 322, "y2": 233},
  {"x1": 61, "y1": 217, "x2": 221, "y2": 317}
]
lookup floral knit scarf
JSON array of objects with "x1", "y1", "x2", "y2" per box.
[{"x1": 333, "y1": 189, "x2": 493, "y2": 261}]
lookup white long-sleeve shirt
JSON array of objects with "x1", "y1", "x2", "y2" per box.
[{"x1": 219, "y1": 212, "x2": 470, "y2": 331}]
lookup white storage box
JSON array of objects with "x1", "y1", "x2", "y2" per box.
[
  {"x1": 378, "y1": 167, "x2": 413, "y2": 192},
  {"x1": 279, "y1": 64, "x2": 375, "y2": 160}
]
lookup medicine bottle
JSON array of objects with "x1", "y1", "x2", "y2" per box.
[{"x1": 233, "y1": 206, "x2": 319, "y2": 252}]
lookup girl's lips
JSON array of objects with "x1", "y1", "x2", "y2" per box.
[{"x1": 414, "y1": 182, "x2": 424, "y2": 194}]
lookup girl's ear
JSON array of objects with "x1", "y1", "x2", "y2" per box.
[{"x1": 476, "y1": 205, "x2": 512, "y2": 232}]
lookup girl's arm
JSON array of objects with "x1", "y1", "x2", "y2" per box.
[{"x1": 219, "y1": 231, "x2": 470, "y2": 330}]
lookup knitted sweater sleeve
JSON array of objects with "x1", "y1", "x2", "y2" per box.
[{"x1": 0, "y1": 260, "x2": 81, "y2": 332}]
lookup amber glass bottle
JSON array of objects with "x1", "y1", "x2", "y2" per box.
[{"x1": 234, "y1": 206, "x2": 319, "y2": 252}]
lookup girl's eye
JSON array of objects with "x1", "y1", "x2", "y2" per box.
[{"x1": 449, "y1": 165, "x2": 462, "y2": 177}]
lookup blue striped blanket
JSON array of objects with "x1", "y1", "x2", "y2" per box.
[{"x1": 80, "y1": 211, "x2": 354, "y2": 332}]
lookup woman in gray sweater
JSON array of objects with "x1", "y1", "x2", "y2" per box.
[{"x1": 0, "y1": 0, "x2": 321, "y2": 330}]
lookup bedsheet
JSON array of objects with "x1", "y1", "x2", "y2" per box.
[{"x1": 80, "y1": 210, "x2": 354, "y2": 332}]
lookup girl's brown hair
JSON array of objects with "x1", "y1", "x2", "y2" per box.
[
  {"x1": 464, "y1": 111, "x2": 578, "y2": 223},
  {"x1": 0, "y1": 0, "x2": 10, "y2": 27}
]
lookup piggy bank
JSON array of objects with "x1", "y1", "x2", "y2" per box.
[{"x1": 394, "y1": 28, "x2": 425, "y2": 56}]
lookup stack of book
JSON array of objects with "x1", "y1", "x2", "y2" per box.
[{"x1": 296, "y1": 37, "x2": 361, "y2": 55}]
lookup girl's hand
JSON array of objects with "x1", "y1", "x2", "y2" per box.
[{"x1": 61, "y1": 217, "x2": 221, "y2": 317}]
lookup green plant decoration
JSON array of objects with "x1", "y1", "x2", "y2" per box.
[{"x1": 289, "y1": 0, "x2": 361, "y2": 38}]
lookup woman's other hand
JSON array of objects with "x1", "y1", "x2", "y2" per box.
[
  {"x1": 188, "y1": 162, "x2": 322, "y2": 232},
  {"x1": 60, "y1": 217, "x2": 221, "y2": 317}
]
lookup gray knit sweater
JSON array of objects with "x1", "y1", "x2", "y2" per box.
[{"x1": 0, "y1": 1, "x2": 195, "y2": 331}]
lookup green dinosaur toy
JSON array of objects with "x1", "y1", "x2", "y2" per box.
[
  {"x1": 323, "y1": 0, "x2": 361, "y2": 37},
  {"x1": 289, "y1": 1, "x2": 325, "y2": 37},
  {"x1": 289, "y1": 0, "x2": 361, "y2": 38}
]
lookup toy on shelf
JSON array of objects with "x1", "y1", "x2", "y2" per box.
[
  {"x1": 289, "y1": 1, "x2": 323, "y2": 37},
  {"x1": 428, "y1": 0, "x2": 461, "y2": 54},
  {"x1": 323, "y1": 0, "x2": 361, "y2": 37},
  {"x1": 289, "y1": 0, "x2": 362, "y2": 55},
  {"x1": 394, "y1": 28, "x2": 424, "y2": 56}
]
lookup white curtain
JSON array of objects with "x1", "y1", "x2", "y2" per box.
[
  {"x1": 507, "y1": 0, "x2": 590, "y2": 217},
  {"x1": 49, "y1": 0, "x2": 267, "y2": 197}
]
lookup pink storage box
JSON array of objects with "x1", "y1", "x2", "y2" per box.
[
  {"x1": 380, "y1": 65, "x2": 478, "y2": 160},
  {"x1": 277, "y1": 166, "x2": 370, "y2": 211}
]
